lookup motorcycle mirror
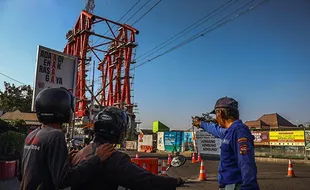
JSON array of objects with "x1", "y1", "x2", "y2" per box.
[{"x1": 170, "y1": 155, "x2": 187, "y2": 168}]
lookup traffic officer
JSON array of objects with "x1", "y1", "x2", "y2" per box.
[
  {"x1": 18, "y1": 87, "x2": 115, "y2": 190},
  {"x1": 193, "y1": 97, "x2": 260, "y2": 190},
  {"x1": 71, "y1": 106, "x2": 185, "y2": 190}
]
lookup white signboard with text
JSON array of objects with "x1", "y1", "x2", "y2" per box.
[
  {"x1": 31, "y1": 45, "x2": 78, "y2": 111},
  {"x1": 195, "y1": 131, "x2": 222, "y2": 155}
]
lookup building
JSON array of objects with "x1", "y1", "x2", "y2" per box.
[
  {"x1": 245, "y1": 113, "x2": 296, "y2": 130},
  {"x1": 0, "y1": 110, "x2": 41, "y2": 131}
]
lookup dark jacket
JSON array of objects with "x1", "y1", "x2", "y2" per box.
[
  {"x1": 18, "y1": 126, "x2": 102, "y2": 190},
  {"x1": 71, "y1": 142, "x2": 178, "y2": 190}
]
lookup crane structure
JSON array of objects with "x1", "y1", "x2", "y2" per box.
[{"x1": 64, "y1": 10, "x2": 139, "y2": 124}]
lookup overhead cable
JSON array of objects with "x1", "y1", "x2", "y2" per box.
[{"x1": 132, "y1": 0, "x2": 271, "y2": 69}]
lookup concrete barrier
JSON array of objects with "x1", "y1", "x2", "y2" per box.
[{"x1": 255, "y1": 157, "x2": 310, "y2": 165}]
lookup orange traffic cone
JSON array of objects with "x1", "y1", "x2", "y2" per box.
[
  {"x1": 192, "y1": 153, "x2": 196, "y2": 163},
  {"x1": 158, "y1": 161, "x2": 162, "y2": 175},
  {"x1": 198, "y1": 160, "x2": 207, "y2": 181},
  {"x1": 196, "y1": 153, "x2": 201, "y2": 163},
  {"x1": 135, "y1": 154, "x2": 139, "y2": 159},
  {"x1": 142, "y1": 163, "x2": 147, "y2": 170},
  {"x1": 168, "y1": 154, "x2": 172, "y2": 165},
  {"x1": 287, "y1": 159, "x2": 295, "y2": 177},
  {"x1": 161, "y1": 160, "x2": 167, "y2": 176}
]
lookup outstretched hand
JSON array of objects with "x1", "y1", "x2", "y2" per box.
[{"x1": 192, "y1": 117, "x2": 202, "y2": 128}]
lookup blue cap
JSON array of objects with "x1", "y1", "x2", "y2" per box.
[{"x1": 210, "y1": 97, "x2": 238, "y2": 114}]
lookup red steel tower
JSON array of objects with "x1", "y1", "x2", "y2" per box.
[{"x1": 64, "y1": 10, "x2": 139, "y2": 121}]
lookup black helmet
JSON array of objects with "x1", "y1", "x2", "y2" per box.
[
  {"x1": 35, "y1": 87, "x2": 75, "y2": 124},
  {"x1": 93, "y1": 106, "x2": 130, "y2": 144}
]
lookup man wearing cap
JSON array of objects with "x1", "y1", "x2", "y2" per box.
[{"x1": 193, "y1": 97, "x2": 259, "y2": 190}]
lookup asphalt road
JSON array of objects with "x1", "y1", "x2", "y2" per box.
[{"x1": 1, "y1": 153, "x2": 309, "y2": 190}]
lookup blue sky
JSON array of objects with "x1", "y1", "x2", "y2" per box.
[{"x1": 0, "y1": 0, "x2": 309, "y2": 129}]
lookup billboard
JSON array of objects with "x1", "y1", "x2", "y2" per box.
[
  {"x1": 31, "y1": 45, "x2": 78, "y2": 111},
  {"x1": 195, "y1": 131, "x2": 221, "y2": 155},
  {"x1": 182, "y1": 132, "x2": 195, "y2": 152},
  {"x1": 157, "y1": 132, "x2": 165, "y2": 151},
  {"x1": 269, "y1": 131, "x2": 305, "y2": 146},
  {"x1": 305, "y1": 130, "x2": 310, "y2": 151},
  {"x1": 252, "y1": 132, "x2": 269, "y2": 145},
  {"x1": 164, "y1": 132, "x2": 182, "y2": 152}
]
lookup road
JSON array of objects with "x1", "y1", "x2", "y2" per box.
[{"x1": 1, "y1": 154, "x2": 309, "y2": 190}]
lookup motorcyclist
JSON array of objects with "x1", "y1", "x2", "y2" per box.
[
  {"x1": 71, "y1": 106, "x2": 185, "y2": 190},
  {"x1": 18, "y1": 87, "x2": 115, "y2": 190}
]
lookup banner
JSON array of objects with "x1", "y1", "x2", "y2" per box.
[
  {"x1": 125, "y1": 141, "x2": 137, "y2": 150},
  {"x1": 252, "y1": 132, "x2": 269, "y2": 145},
  {"x1": 182, "y1": 132, "x2": 194, "y2": 151},
  {"x1": 269, "y1": 131, "x2": 305, "y2": 146},
  {"x1": 157, "y1": 132, "x2": 165, "y2": 151},
  {"x1": 164, "y1": 132, "x2": 182, "y2": 152},
  {"x1": 305, "y1": 130, "x2": 310, "y2": 150},
  {"x1": 32, "y1": 45, "x2": 78, "y2": 111},
  {"x1": 195, "y1": 131, "x2": 221, "y2": 155}
]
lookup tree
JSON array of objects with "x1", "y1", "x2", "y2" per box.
[
  {"x1": 0, "y1": 130, "x2": 26, "y2": 160},
  {"x1": 9, "y1": 119, "x2": 28, "y2": 135},
  {"x1": 0, "y1": 82, "x2": 33, "y2": 112}
]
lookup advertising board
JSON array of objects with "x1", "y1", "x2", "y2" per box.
[
  {"x1": 305, "y1": 130, "x2": 310, "y2": 150},
  {"x1": 269, "y1": 131, "x2": 305, "y2": 146},
  {"x1": 182, "y1": 132, "x2": 194, "y2": 152},
  {"x1": 31, "y1": 45, "x2": 78, "y2": 111},
  {"x1": 157, "y1": 132, "x2": 165, "y2": 151},
  {"x1": 195, "y1": 131, "x2": 221, "y2": 155},
  {"x1": 138, "y1": 134, "x2": 153, "y2": 152},
  {"x1": 125, "y1": 141, "x2": 137, "y2": 150},
  {"x1": 251, "y1": 131, "x2": 269, "y2": 145},
  {"x1": 164, "y1": 132, "x2": 182, "y2": 152}
]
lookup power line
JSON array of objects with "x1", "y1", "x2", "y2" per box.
[
  {"x1": 133, "y1": 0, "x2": 271, "y2": 69},
  {"x1": 124, "y1": 0, "x2": 151, "y2": 24},
  {"x1": 131, "y1": 0, "x2": 162, "y2": 26},
  {"x1": 92, "y1": 0, "x2": 142, "y2": 46},
  {"x1": 0, "y1": 72, "x2": 27, "y2": 85},
  {"x1": 136, "y1": 0, "x2": 237, "y2": 61},
  {"x1": 117, "y1": 0, "x2": 142, "y2": 23}
]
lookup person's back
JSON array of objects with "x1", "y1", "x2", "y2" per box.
[
  {"x1": 20, "y1": 127, "x2": 67, "y2": 189},
  {"x1": 19, "y1": 87, "x2": 115, "y2": 190},
  {"x1": 71, "y1": 142, "x2": 179, "y2": 190},
  {"x1": 70, "y1": 106, "x2": 184, "y2": 190}
]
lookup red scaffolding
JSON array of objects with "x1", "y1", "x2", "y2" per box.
[{"x1": 64, "y1": 10, "x2": 139, "y2": 120}]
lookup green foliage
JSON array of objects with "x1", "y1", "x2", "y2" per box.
[
  {"x1": 0, "y1": 118, "x2": 10, "y2": 133},
  {"x1": 0, "y1": 130, "x2": 26, "y2": 161},
  {"x1": 0, "y1": 81, "x2": 33, "y2": 112},
  {"x1": 9, "y1": 119, "x2": 28, "y2": 135}
]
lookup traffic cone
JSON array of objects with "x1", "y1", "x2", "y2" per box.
[
  {"x1": 287, "y1": 159, "x2": 295, "y2": 177},
  {"x1": 196, "y1": 153, "x2": 201, "y2": 163},
  {"x1": 158, "y1": 161, "x2": 162, "y2": 175},
  {"x1": 168, "y1": 154, "x2": 172, "y2": 165},
  {"x1": 192, "y1": 153, "x2": 196, "y2": 163},
  {"x1": 198, "y1": 160, "x2": 207, "y2": 181},
  {"x1": 135, "y1": 154, "x2": 139, "y2": 159},
  {"x1": 142, "y1": 163, "x2": 147, "y2": 170},
  {"x1": 161, "y1": 160, "x2": 167, "y2": 176}
]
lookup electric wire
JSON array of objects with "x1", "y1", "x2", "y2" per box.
[
  {"x1": 0, "y1": 72, "x2": 27, "y2": 85},
  {"x1": 133, "y1": 0, "x2": 270, "y2": 69},
  {"x1": 131, "y1": 0, "x2": 162, "y2": 26},
  {"x1": 136, "y1": 0, "x2": 237, "y2": 61}
]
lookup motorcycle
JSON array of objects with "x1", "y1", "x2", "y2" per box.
[{"x1": 120, "y1": 155, "x2": 188, "y2": 190}]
